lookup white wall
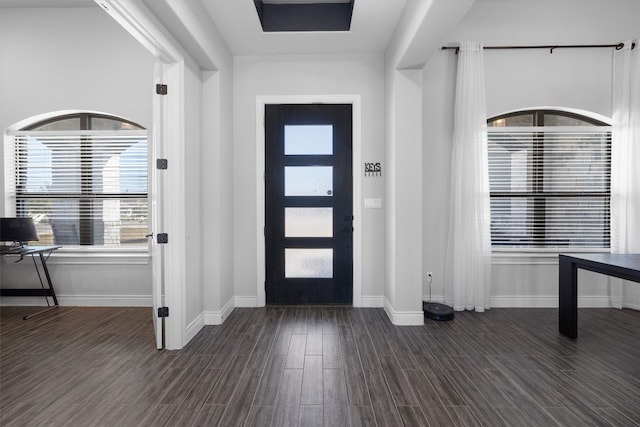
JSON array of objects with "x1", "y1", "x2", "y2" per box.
[
  {"x1": 0, "y1": 7, "x2": 155, "y2": 305},
  {"x1": 0, "y1": 7, "x2": 154, "y2": 134},
  {"x1": 199, "y1": 67, "x2": 235, "y2": 326},
  {"x1": 233, "y1": 54, "x2": 386, "y2": 305},
  {"x1": 422, "y1": 0, "x2": 640, "y2": 308},
  {"x1": 184, "y1": 63, "x2": 203, "y2": 328}
]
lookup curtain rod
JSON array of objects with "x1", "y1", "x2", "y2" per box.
[{"x1": 441, "y1": 42, "x2": 635, "y2": 54}]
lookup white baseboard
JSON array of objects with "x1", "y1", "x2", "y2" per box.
[
  {"x1": 185, "y1": 311, "x2": 205, "y2": 344},
  {"x1": 203, "y1": 297, "x2": 235, "y2": 325},
  {"x1": 359, "y1": 295, "x2": 384, "y2": 307},
  {"x1": 0, "y1": 294, "x2": 152, "y2": 307},
  {"x1": 186, "y1": 297, "x2": 235, "y2": 345},
  {"x1": 623, "y1": 302, "x2": 640, "y2": 310},
  {"x1": 235, "y1": 296, "x2": 258, "y2": 307},
  {"x1": 383, "y1": 298, "x2": 423, "y2": 326},
  {"x1": 490, "y1": 295, "x2": 612, "y2": 308}
]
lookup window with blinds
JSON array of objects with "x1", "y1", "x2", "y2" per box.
[
  {"x1": 487, "y1": 110, "x2": 611, "y2": 248},
  {"x1": 5, "y1": 113, "x2": 148, "y2": 247}
]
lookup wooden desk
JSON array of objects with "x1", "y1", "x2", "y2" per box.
[
  {"x1": 1, "y1": 245, "x2": 62, "y2": 319},
  {"x1": 558, "y1": 253, "x2": 640, "y2": 338}
]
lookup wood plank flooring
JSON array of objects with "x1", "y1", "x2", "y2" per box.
[{"x1": 1, "y1": 305, "x2": 640, "y2": 426}]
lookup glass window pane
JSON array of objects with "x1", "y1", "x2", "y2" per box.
[
  {"x1": 284, "y1": 125, "x2": 333, "y2": 155},
  {"x1": 285, "y1": 248, "x2": 333, "y2": 278},
  {"x1": 543, "y1": 132, "x2": 610, "y2": 192},
  {"x1": 490, "y1": 198, "x2": 532, "y2": 246},
  {"x1": 544, "y1": 197, "x2": 609, "y2": 247},
  {"x1": 30, "y1": 117, "x2": 81, "y2": 131},
  {"x1": 543, "y1": 114, "x2": 592, "y2": 126},
  {"x1": 91, "y1": 117, "x2": 143, "y2": 130},
  {"x1": 285, "y1": 166, "x2": 333, "y2": 197},
  {"x1": 488, "y1": 114, "x2": 534, "y2": 127},
  {"x1": 90, "y1": 138, "x2": 148, "y2": 194},
  {"x1": 285, "y1": 208, "x2": 333, "y2": 237},
  {"x1": 103, "y1": 198, "x2": 149, "y2": 245},
  {"x1": 17, "y1": 197, "x2": 148, "y2": 247},
  {"x1": 21, "y1": 136, "x2": 82, "y2": 194}
]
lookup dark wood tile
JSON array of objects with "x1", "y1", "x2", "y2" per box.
[
  {"x1": 343, "y1": 354, "x2": 371, "y2": 406},
  {"x1": 300, "y1": 355, "x2": 323, "y2": 405},
  {"x1": 323, "y1": 367, "x2": 347, "y2": 407},
  {"x1": 285, "y1": 333, "x2": 307, "y2": 369},
  {"x1": 204, "y1": 354, "x2": 249, "y2": 404},
  {"x1": 272, "y1": 368, "x2": 303, "y2": 426},
  {"x1": 191, "y1": 404, "x2": 227, "y2": 427},
  {"x1": 398, "y1": 405, "x2": 431, "y2": 426},
  {"x1": 414, "y1": 355, "x2": 466, "y2": 407},
  {"x1": 365, "y1": 368, "x2": 404, "y2": 426},
  {"x1": 252, "y1": 353, "x2": 286, "y2": 406},
  {"x1": 445, "y1": 406, "x2": 482, "y2": 426},
  {"x1": 322, "y1": 332, "x2": 342, "y2": 369},
  {"x1": 2, "y1": 306, "x2": 640, "y2": 427},
  {"x1": 245, "y1": 405, "x2": 275, "y2": 426},
  {"x1": 217, "y1": 367, "x2": 262, "y2": 426},
  {"x1": 299, "y1": 404, "x2": 323, "y2": 426},
  {"x1": 378, "y1": 354, "x2": 419, "y2": 406},
  {"x1": 349, "y1": 405, "x2": 376, "y2": 427},
  {"x1": 324, "y1": 403, "x2": 349, "y2": 426}
]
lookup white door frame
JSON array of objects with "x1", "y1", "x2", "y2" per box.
[
  {"x1": 97, "y1": 0, "x2": 186, "y2": 349},
  {"x1": 256, "y1": 95, "x2": 362, "y2": 307}
]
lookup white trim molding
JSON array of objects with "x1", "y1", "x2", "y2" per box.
[
  {"x1": 235, "y1": 296, "x2": 258, "y2": 307},
  {"x1": 490, "y1": 295, "x2": 612, "y2": 308},
  {"x1": 33, "y1": 250, "x2": 150, "y2": 266},
  {"x1": 185, "y1": 311, "x2": 205, "y2": 343},
  {"x1": 383, "y1": 298, "x2": 424, "y2": 326},
  {"x1": 96, "y1": 0, "x2": 189, "y2": 351},
  {"x1": 360, "y1": 295, "x2": 384, "y2": 307},
  {"x1": 0, "y1": 294, "x2": 152, "y2": 307},
  {"x1": 256, "y1": 95, "x2": 363, "y2": 308},
  {"x1": 204, "y1": 297, "x2": 235, "y2": 325}
]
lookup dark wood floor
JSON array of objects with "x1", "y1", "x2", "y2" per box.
[{"x1": 1, "y1": 305, "x2": 640, "y2": 427}]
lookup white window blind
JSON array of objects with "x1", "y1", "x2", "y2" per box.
[
  {"x1": 7, "y1": 130, "x2": 148, "y2": 247},
  {"x1": 488, "y1": 126, "x2": 611, "y2": 248}
]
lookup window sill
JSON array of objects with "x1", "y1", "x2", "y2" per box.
[
  {"x1": 45, "y1": 246, "x2": 150, "y2": 265},
  {"x1": 492, "y1": 247, "x2": 609, "y2": 265}
]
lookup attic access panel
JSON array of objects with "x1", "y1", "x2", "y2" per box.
[{"x1": 254, "y1": 0, "x2": 354, "y2": 32}]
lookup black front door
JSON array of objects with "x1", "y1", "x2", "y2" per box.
[{"x1": 265, "y1": 104, "x2": 353, "y2": 304}]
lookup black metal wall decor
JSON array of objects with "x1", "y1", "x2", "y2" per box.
[{"x1": 364, "y1": 162, "x2": 382, "y2": 177}]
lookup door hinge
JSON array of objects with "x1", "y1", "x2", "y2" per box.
[
  {"x1": 156, "y1": 84, "x2": 168, "y2": 95},
  {"x1": 157, "y1": 233, "x2": 169, "y2": 244},
  {"x1": 158, "y1": 306, "x2": 169, "y2": 318},
  {"x1": 157, "y1": 158, "x2": 168, "y2": 170}
]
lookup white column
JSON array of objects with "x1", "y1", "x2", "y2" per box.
[{"x1": 385, "y1": 68, "x2": 424, "y2": 325}]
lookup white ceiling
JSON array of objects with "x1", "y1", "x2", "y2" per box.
[
  {"x1": 0, "y1": 0, "x2": 408, "y2": 56},
  {"x1": 0, "y1": 0, "x2": 94, "y2": 7}
]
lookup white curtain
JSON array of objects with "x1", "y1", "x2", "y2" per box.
[
  {"x1": 610, "y1": 40, "x2": 640, "y2": 307},
  {"x1": 444, "y1": 41, "x2": 492, "y2": 312}
]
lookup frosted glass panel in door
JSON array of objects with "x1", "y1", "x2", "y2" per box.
[
  {"x1": 284, "y1": 166, "x2": 333, "y2": 196},
  {"x1": 285, "y1": 208, "x2": 333, "y2": 237},
  {"x1": 285, "y1": 248, "x2": 333, "y2": 278},
  {"x1": 284, "y1": 125, "x2": 333, "y2": 155}
]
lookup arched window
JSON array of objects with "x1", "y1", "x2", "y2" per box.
[
  {"x1": 487, "y1": 109, "x2": 611, "y2": 248},
  {"x1": 5, "y1": 112, "x2": 148, "y2": 247}
]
